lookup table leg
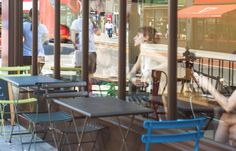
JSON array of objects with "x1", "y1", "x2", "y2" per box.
[
  {"x1": 117, "y1": 115, "x2": 135, "y2": 151},
  {"x1": 8, "y1": 83, "x2": 19, "y2": 125}
]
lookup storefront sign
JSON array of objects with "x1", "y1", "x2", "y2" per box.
[{"x1": 194, "y1": 0, "x2": 236, "y2": 4}]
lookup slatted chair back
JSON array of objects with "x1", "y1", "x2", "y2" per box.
[
  {"x1": 39, "y1": 81, "x2": 88, "y2": 99},
  {"x1": 50, "y1": 66, "x2": 81, "y2": 75},
  {"x1": 142, "y1": 117, "x2": 207, "y2": 151},
  {"x1": 0, "y1": 66, "x2": 31, "y2": 76},
  {"x1": 150, "y1": 70, "x2": 168, "y2": 120}
]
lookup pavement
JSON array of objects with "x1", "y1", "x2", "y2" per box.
[
  {"x1": 42, "y1": 33, "x2": 119, "y2": 75},
  {"x1": 0, "y1": 125, "x2": 55, "y2": 151}
]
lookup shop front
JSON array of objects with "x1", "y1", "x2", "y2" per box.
[{"x1": 178, "y1": 0, "x2": 236, "y2": 53}]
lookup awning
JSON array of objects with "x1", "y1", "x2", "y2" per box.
[{"x1": 178, "y1": 4, "x2": 236, "y2": 18}]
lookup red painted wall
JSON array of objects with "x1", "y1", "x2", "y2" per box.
[
  {"x1": 24, "y1": 0, "x2": 80, "y2": 38},
  {"x1": 39, "y1": 0, "x2": 55, "y2": 38}
]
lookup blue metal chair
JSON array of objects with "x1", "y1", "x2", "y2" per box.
[{"x1": 141, "y1": 117, "x2": 207, "y2": 151}]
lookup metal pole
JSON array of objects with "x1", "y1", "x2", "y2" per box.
[
  {"x1": 167, "y1": 0, "x2": 177, "y2": 120},
  {"x1": 82, "y1": 0, "x2": 89, "y2": 89},
  {"x1": 54, "y1": 0, "x2": 61, "y2": 79},
  {"x1": 118, "y1": 0, "x2": 127, "y2": 100},
  {"x1": 14, "y1": 0, "x2": 23, "y2": 66},
  {"x1": 32, "y1": 0, "x2": 38, "y2": 75}
]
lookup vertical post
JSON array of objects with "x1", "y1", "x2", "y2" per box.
[
  {"x1": 82, "y1": 0, "x2": 89, "y2": 89},
  {"x1": 167, "y1": 0, "x2": 177, "y2": 120},
  {"x1": 128, "y1": 1, "x2": 140, "y2": 65},
  {"x1": 32, "y1": 0, "x2": 38, "y2": 75},
  {"x1": 118, "y1": 0, "x2": 127, "y2": 100},
  {"x1": 13, "y1": 1, "x2": 17, "y2": 65},
  {"x1": 14, "y1": 0, "x2": 23, "y2": 66},
  {"x1": 54, "y1": 0, "x2": 61, "y2": 79}
]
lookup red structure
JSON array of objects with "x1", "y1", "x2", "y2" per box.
[{"x1": 23, "y1": 0, "x2": 80, "y2": 39}]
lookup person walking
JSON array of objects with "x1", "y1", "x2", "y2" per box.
[
  {"x1": 23, "y1": 8, "x2": 49, "y2": 74},
  {"x1": 71, "y1": 13, "x2": 101, "y2": 93},
  {"x1": 70, "y1": 15, "x2": 100, "y2": 73},
  {"x1": 105, "y1": 19, "x2": 113, "y2": 38}
]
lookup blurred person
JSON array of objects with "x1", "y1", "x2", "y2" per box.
[
  {"x1": 71, "y1": 6, "x2": 101, "y2": 93},
  {"x1": 105, "y1": 19, "x2": 113, "y2": 38},
  {"x1": 194, "y1": 73, "x2": 236, "y2": 146},
  {"x1": 127, "y1": 26, "x2": 164, "y2": 92},
  {"x1": 70, "y1": 14, "x2": 101, "y2": 73},
  {"x1": 23, "y1": 8, "x2": 49, "y2": 74}
]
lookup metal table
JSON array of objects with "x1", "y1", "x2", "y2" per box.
[
  {"x1": 53, "y1": 96, "x2": 153, "y2": 151},
  {"x1": 1, "y1": 75, "x2": 62, "y2": 123},
  {"x1": 1, "y1": 75, "x2": 62, "y2": 87}
]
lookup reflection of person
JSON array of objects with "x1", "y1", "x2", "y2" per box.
[
  {"x1": 194, "y1": 73, "x2": 236, "y2": 145},
  {"x1": 23, "y1": 8, "x2": 49, "y2": 73},
  {"x1": 105, "y1": 19, "x2": 113, "y2": 38},
  {"x1": 70, "y1": 15, "x2": 101, "y2": 74},
  {"x1": 127, "y1": 27, "x2": 164, "y2": 92}
]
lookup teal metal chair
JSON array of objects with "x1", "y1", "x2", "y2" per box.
[
  {"x1": 141, "y1": 117, "x2": 207, "y2": 151},
  {"x1": 22, "y1": 81, "x2": 104, "y2": 151}
]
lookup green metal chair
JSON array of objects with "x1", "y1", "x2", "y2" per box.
[
  {"x1": 0, "y1": 66, "x2": 31, "y2": 76},
  {"x1": 0, "y1": 98, "x2": 37, "y2": 138}
]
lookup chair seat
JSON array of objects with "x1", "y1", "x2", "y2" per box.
[
  {"x1": 126, "y1": 93, "x2": 149, "y2": 106},
  {"x1": 23, "y1": 111, "x2": 72, "y2": 123},
  {"x1": 62, "y1": 122, "x2": 105, "y2": 133}
]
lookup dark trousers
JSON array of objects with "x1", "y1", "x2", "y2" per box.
[{"x1": 107, "y1": 28, "x2": 113, "y2": 38}]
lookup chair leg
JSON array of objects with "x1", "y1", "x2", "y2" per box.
[
  {"x1": 151, "y1": 101, "x2": 159, "y2": 120},
  {"x1": 58, "y1": 132, "x2": 64, "y2": 150},
  {"x1": 92, "y1": 132, "x2": 100, "y2": 151},
  {"x1": 9, "y1": 123, "x2": 15, "y2": 143},
  {"x1": 28, "y1": 123, "x2": 37, "y2": 151},
  {"x1": 0, "y1": 105, "x2": 6, "y2": 137},
  {"x1": 16, "y1": 116, "x2": 24, "y2": 151},
  {"x1": 64, "y1": 133, "x2": 72, "y2": 151},
  {"x1": 50, "y1": 123, "x2": 59, "y2": 149}
]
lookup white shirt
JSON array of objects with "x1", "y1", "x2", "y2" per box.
[
  {"x1": 23, "y1": 22, "x2": 48, "y2": 56},
  {"x1": 105, "y1": 22, "x2": 113, "y2": 29},
  {"x1": 139, "y1": 43, "x2": 168, "y2": 92},
  {"x1": 70, "y1": 17, "x2": 96, "y2": 53}
]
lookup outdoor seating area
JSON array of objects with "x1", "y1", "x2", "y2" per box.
[
  {"x1": 0, "y1": 46, "x2": 235, "y2": 150},
  {"x1": 0, "y1": 64, "x2": 221, "y2": 151},
  {"x1": 2, "y1": 0, "x2": 236, "y2": 151},
  {"x1": 0, "y1": 57, "x2": 235, "y2": 151}
]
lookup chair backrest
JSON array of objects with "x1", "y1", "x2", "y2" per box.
[
  {"x1": 0, "y1": 66, "x2": 31, "y2": 76},
  {"x1": 37, "y1": 81, "x2": 88, "y2": 99},
  {"x1": 151, "y1": 70, "x2": 168, "y2": 96},
  {"x1": 150, "y1": 70, "x2": 168, "y2": 120},
  {"x1": 34, "y1": 81, "x2": 88, "y2": 114},
  {"x1": 51, "y1": 66, "x2": 81, "y2": 74},
  {"x1": 142, "y1": 117, "x2": 207, "y2": 151}
]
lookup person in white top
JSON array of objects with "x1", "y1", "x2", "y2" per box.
[
  {"x1": 104, "y1": 19, "x2": 113, "y2": 38},
  {"x1": 23, "y1": 8, "x2": 48, "y2": 73},
  {"x1": 70, "y1": 15, "x2": 100, "y2": 74},
  {"x1": 127, "y1": 27, "x2": 163, "y2": 92}
]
